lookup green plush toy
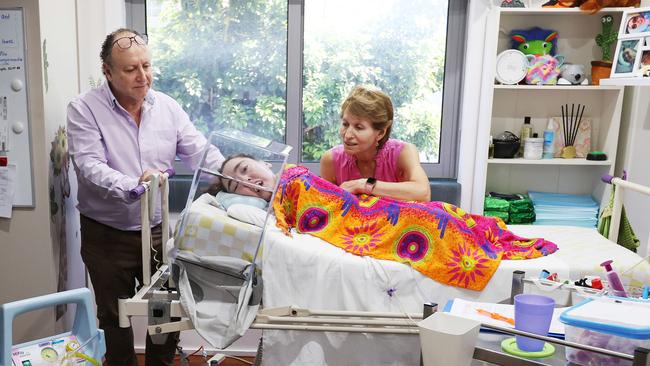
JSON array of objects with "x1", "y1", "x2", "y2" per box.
[
  {"x1": 510, "y1": 27, "x2": 559, "y2": 56},
  {"x1": 595, "y1": 15, "x2": 617, "y2": 62}
]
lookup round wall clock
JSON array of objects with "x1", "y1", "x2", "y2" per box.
[{"x1": 495, "y1": 49, "x2": 528, "y2": 85}]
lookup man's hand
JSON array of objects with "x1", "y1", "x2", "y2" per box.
[
  {"x1": 340, "y1": 178, "x2": 366, "y2": 195},
  {"x1": 138, "y1": 168, "x2": 168, "y2": 185}
]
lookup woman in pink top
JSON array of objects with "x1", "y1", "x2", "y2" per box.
[{"x1": 320, "y1": 85, "x2": 430, "y2": 202}]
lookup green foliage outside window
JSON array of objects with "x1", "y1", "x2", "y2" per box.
[{"x1": 148, "y1": 0, "x2": 447, "y2": 163}]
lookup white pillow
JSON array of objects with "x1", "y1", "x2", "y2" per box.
[
  {"x1": 227, "y1": 203, "x2": 267, "y2": 227},
  {"x1": 215, "y1": 191, "x2": 268, "y2": 210}
]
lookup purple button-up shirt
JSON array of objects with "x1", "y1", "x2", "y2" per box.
[{"x1": 67, "y1": 82, "x2": 224, "y2": 231}]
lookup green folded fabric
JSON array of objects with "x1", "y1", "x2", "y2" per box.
[
  {"x1": 509, "y1": 194, "x2": 534, "y2": 213},
  {"x1": 509, "y1": 211, "x2": 536, "y2": 224},
  {"x1": 483, "y1": 210, "x2": 509, "y2": 223},
  {"x1": 484, "y1": 196, "x2": 509, "y2": 212}
]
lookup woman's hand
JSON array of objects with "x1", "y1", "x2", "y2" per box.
[{"x1": 340, "y1": 178, "x2": 367, "y2": 195}]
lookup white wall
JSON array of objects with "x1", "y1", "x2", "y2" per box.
[
  {"x1": 38, "y1": 0, "x2": 83, "y2": 333},
  {"x1": 0, "y1": 0, "x2": 55, "y2": 344}
]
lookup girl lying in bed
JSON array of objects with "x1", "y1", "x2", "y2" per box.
[{"x1": 215, "y1": 155, "x2": 558, "y2": 291}]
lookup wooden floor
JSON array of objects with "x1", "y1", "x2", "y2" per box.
[{"x1": 135, "y1": 354, "x2": 256, "y2": 365}]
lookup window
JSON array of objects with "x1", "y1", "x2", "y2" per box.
[
  {"x1": 145, "y1": 0, "x2": 288, "y2": 143},
  {"x1": 301, "y1": 0, "x2": 448, "y2": 165},
  {"x1": 130, "y1": 0, "x2": 465, "y2": 177}
]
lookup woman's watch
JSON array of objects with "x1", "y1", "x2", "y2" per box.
[{"x1": 365, "y1": 177, "x2": 377, "y2": 194}]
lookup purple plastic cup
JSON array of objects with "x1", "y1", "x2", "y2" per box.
[{"x1": 514, "y1": 294, "x2": 555, "y2": 352}]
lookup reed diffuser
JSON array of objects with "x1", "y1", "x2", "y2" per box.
[{"x1": 560, "y1": 103, "x2": 585, "y2": 159}]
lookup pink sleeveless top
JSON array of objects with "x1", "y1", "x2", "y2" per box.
[{"x1": 330, "y1": 139, "x2": 406, "y2": 185}]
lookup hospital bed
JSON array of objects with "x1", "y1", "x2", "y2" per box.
[{"x1": 118, "y1": 131, "x2": 650, "y2": 366}]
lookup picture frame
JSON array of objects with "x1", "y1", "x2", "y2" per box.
[
  {"x1": 611, "y1": 38, "x2": 642, "y2": 78},
  {"x1": 636, "y1": 46, "x2": 650, "y2": 77},
  {"x1": 617, "y1": 8, "x2": 650, "y2": 40}
]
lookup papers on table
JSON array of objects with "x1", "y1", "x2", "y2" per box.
[{"x1": 444, "y1": 297, "x2": 566, "y2": 336}]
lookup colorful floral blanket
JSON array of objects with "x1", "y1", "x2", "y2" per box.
[{"x1": 273, "y1": 166, "x2": 558, "y2": 291}]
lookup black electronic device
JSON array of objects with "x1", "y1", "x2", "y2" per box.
[{"x1": 586, "y1": 151, "x2": 607, "y2": 161}]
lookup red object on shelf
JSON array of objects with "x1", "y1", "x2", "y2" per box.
[
  {"x1": 0, "y1": 156, "x2": 7, "y2": 166},
  {"x1": 590, "y1": 278, "x2": 603, "y2": 290}
]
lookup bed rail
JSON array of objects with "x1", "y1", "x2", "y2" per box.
[
  {"x1": 132, "y1": 169, "x2": 174, "y2": 285},
  {"x1": 601, "y1": 174, "x2": 650, "y2": 257}
]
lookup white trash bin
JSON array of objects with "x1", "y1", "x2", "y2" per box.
[{"x1": 418, "y1": 312, "x2": 481, "y2": 366}]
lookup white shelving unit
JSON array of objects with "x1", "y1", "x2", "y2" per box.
[
  {"x1": 472, "y1": 7, "x2": 630, "y2": 212},
  {"x1": 600, "y1": 77, "x2": 650, "y2": 86}
]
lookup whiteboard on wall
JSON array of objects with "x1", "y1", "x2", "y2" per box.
[{"x1": 0, "y1": 8, "x2": 33, "y2": 207}]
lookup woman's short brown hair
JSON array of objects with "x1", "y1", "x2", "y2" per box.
[{"x1": 340, "y1": 85, "x2": 394, "y2": 149}]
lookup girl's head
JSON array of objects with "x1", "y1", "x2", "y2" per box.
[
  {"x1": 218, "y1": 153, "x2": 277, "y2": 201},
  {"x1": 339, "y1": 85, "x2": 394, "y2": 154}
]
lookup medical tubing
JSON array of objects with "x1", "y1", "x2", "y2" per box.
[
  {"x1": 130, "y1": 168, "x2": 175, "y2": 199},
  {"x1": 621, "y1": 253, "x2": 650, "y2": 276},
  {"x1": 61, "y1": 331, "x2": 102, "y2": 366},
  {"x1": 369, "y1": 260, "x2": 419, "y2": 327}
]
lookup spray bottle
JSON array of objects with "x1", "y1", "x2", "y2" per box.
[
  {"x1": 600, "y1": 260, "x2": 627, "y2": 297},
  {"x1": 543, "y1": 118, "x2": 555, "y2": 159}
]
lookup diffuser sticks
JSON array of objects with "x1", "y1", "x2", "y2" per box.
[{"x1": 560, "y1": 103, "x2": 585, "y2": 159}]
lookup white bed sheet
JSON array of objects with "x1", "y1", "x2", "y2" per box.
[{"x1": 262, "y1": 225, "x2": 650, "y2": 366}]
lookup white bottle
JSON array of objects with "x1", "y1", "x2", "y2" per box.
[
  {"x1": 524, "y1": 133, "x2": 544, "y2": 160},
  {"x1": 543, "y1": 118, "x2": 555, "y2": 159}
]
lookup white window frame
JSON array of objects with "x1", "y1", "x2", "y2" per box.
[{"x1": 126, "y1": 0, "x2": 466, "y2": 178}]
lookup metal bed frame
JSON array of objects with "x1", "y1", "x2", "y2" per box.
[{"x1": 117, "y1": 172, "x2": 650, "y2": 365}]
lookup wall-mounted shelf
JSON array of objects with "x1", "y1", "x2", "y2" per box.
[
  {"x1": 488, "y1": 158, "x2": 612, "y2": 166},
  {"x1": 498, "y1": 7, "x2": 632, "y2": 15},
  {"x1": 493, "y1": 84, "x2": 623, "y2": 91},
  {"x1": 600, "y1": 77, "x2": 650, "y2": 86}
]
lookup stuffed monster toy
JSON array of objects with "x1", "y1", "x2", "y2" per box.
[
  {"x1": 511, "y1": 27, "x2": 558, "y2": 56},
  {"x1": 596, "y1": 15, "x2": 617, "y2": 62}
]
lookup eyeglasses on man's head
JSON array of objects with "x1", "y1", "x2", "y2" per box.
[{"x1": 112, "y1": 34, "x2": 148, "y2": 50}]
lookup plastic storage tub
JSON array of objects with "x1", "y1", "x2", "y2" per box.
[{"x1": 560, "y1": 298, "x2": 650, "y2": 366}]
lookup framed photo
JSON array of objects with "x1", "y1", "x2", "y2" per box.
[
  {"x1": 636, "y1": 47, "x2": 650, "y2": 77},
  {"x1": 618, "y1": 9, "x2": 650, "y2": 39},
  {"x1": 611, "y1": 38, "x2": 641, "y2": 77}
]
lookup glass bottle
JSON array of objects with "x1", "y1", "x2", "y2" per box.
[{"x1": 518, "y1": 116, "x2": 532, "y2": 157}]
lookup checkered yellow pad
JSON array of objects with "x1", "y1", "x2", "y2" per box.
[{"x1": 175, "y1": 194, "x2": 263, "y2": 263}]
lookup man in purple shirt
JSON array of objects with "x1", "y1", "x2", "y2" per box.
[{"x1": 67, "y1": 28, "x2": 224, "y2": 366}]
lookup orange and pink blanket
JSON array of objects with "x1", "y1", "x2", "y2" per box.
[{"x1": 273, "y1": 166, "x2": 558, "y2": 291}]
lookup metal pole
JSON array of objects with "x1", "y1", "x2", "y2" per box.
[{"x1": 481, "y1": 323, "x2": 634, "y2": 361}]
